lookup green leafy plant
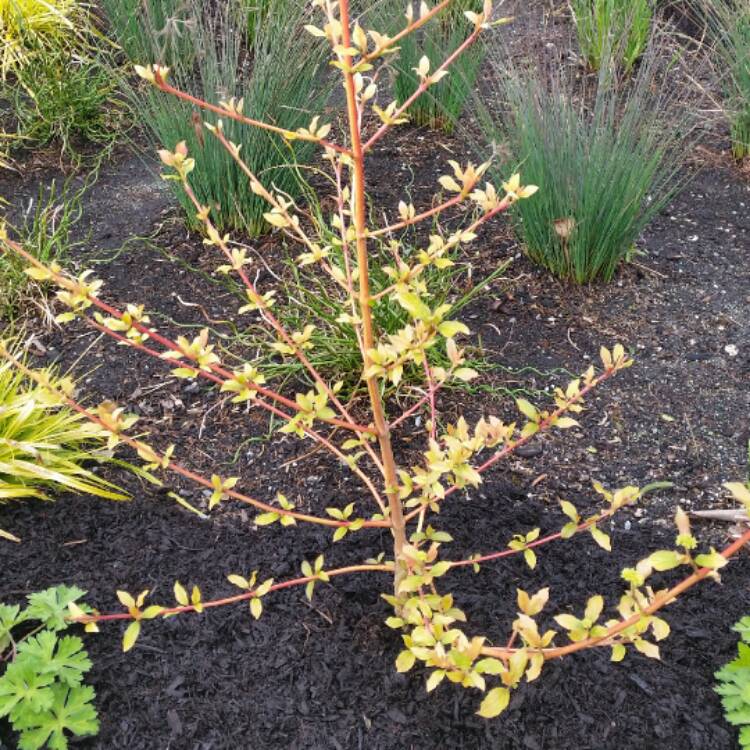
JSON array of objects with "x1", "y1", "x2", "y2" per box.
[
  {"x1": 716, "y1": 613, "x2": 750, "y2": 746},
  {"x1": 372, "y1": 0, "x2": 487, "y2": 132},
  {"x1": 697, "y1": 0, "x2": 750, "y2": 159},
  {"x1": 2, "y1": 0, "x2": 748, "y2": 721},
  {"x1": 570, "y1": 0, "x2": 654, "y2": 72},
  {"x1": 103, "y1": 0, "x2": 333, "y2": 236},
  {"x1": 0, "y1": 585, "x2": 99, "y2": 750},
  {"x1": 477, "y1": 44, "x2": 691, "y2": 282}
]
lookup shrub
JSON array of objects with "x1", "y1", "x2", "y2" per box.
[
  {"x1": 698, "y1": 0, "x2": 750, "y2": 159},
  {"x1": 0, "y1": 585, "x2": 99, "y2": 749},
  {"x1": 477, "y1": 45, "x2": 690, "y2": 283},
  {"x1": 0, "y1": 340, "x2": 127, "y2": 542},
  {"x1": 103, "y1": 0, "x2": 333, "y2": 236},
  {"x1": 571, "y1": 0, "x2": 654, "y2": 72},
  {"x1": 2, "y1": 0, "x2": 749, "y2": 720},
  {"x1": 372, "y1": 0, "x2": 486, "y2": 132}
]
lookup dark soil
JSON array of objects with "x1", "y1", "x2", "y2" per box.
[{"x1": 2, "y1": 1, "x2": 750, "y2": 749}]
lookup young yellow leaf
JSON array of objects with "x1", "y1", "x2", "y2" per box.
[
  {"x1": 173, "y1": 581, "x2": 188, "y2": 606},
  {"x1": 116, "y1": 591, "x2": 135, "y2": 610},
  {"x1": 560, "y1": 500, "x2": 579, "y2": 522},
  {"x1": 527, "y1": 587, "x2": 549, "y2": 616},
  {"x1": 524, "y1": 549, "x2": 537, "y2": 570},
  {"x1": 474, "y1": 658, "x2": 505, "y2": 675},
  {"x1": 191, "y1": 586, "x2": 203, "y2": 613},
  {"x1": 438, "y1": 321, "x2": 469, "y2": 338},
  {"x1": 517, "y1": 588, "x2": 530, "y2": 614},
  {"x1": 122, "y1": 621, "x2": 141, "y2": 652},
  {"x1": 227, "y1": 574, "x2": 249, "y2": 590},
  {"x1": 560, "y1": 522, "x2": 578, "y2": 539},
  {"x1": 25, "y1": 266, "x2": 53, "y2": 281},
  {"x1": 526, "y1": 653, "x2": 544, "y2": 682},
  {"x1": 515, "y1": 398, "x2": 539, "y2": 422},
  {"x1": 651, "y1": 617, "x2": 670, "y2": 641},
  {"x1": 454, "y1": 367, "x2": 479, "y2": 382},
  {"x1": 589, "y1": 525, "x2": 611, "y2": 551},
  {"x1": 648, "y1": 550, "x2": 684, "y2": 572},
  {"x1": 396, "y1": 291, "x2": 431, "y2": 321},
  {"x1": 695, "y1": 549, "x2": 728, "y2": 570},
  {"x1": 554, "y1": 614, "x2": 580, "y2": 631},
  {"x1": 255, "y1": 578, "x2": 274, "y2": 597},
  {"x1": 426, "y1": 669, "x2": 445, "y2": 692},
  {"x1": 584, "y1": 595, "x2": 604, "y2": 623},
  {"x1": 634, "y1": 639, "x2": 660, "y2": 660},
  {"x1": 250, "y1": 598, "x2": 263, "y2": 620},
  {"x1": 438, "y1": 175, "x2": 462, "y2": 193},
  {"x1": 477, "y1": 687, "x2": 510, "y2": 718},
  {"x1": 396, "y1": 650, "x2": 416, "y2": 672}
]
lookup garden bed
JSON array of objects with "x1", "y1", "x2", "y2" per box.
[{"x1": 2, "y1": 1, "x2": 750, "y2": 748}]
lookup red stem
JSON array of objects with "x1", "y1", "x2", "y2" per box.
[
  {"x1": 153, "y1": 74, "x2": 350, "y2": 156},
  {"x1": 482, "y1": 527, "x2": 750, "y2": 660},
  {"x1": 403, "y1": 365, "x2": 619, "y2": 523},
  {"x1": 74, "y1": 564, "x2": 393, "y2": 623}
]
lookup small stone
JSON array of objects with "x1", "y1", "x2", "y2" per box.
[{"x1": 515, "y1": 444, "x2": 543, "y2": 459}]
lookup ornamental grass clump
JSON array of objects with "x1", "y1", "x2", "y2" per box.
[
  {"x1": 699, "y1": 0, "x2": 750, "y2": 159},
  {"x1": 9, "y1": 52, "x2": 119, "y2": 162},
  {"x1": 2, "y1": 0, "x2": 750, "y2": 719},
  {"x1": 570, "y1": 0, "x2": 654, "y2": 72},
  {"x1": 0, "y1": 341, "x2": 127, "y2": 543},
  {"x1": 478, "y1": 44, "x2": 690, "y2": 283},
  {"x1": 0, "y1": 0, "x2": 121, "y2": 164},
  {"x1": 373, "y1": 0, "x2": 487, "y2": 132},
  {"x1": 0, "y1": 0, "x2": 92, "y2": 81},
  {"x1": 103, "y1": 0, "x2": 333, "y2": 236},
  {"x1": 253, "y1": 239, "x2": 508, "y2": 394}
]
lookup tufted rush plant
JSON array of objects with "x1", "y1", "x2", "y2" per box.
[{"x1": 3, "y1": 0, "x2": 750, "y2": 719}]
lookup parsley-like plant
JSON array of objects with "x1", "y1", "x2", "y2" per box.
[
  {"x1": 716, "y1": 612, "x2": 750, "y2": 748},
  {"x1": 0, "y1": 585, "x2": 99, "y2": 750}
]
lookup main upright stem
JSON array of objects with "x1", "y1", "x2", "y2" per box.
[{"x1": 339, "y1": 0, "x2": 408, "y2": 577}]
